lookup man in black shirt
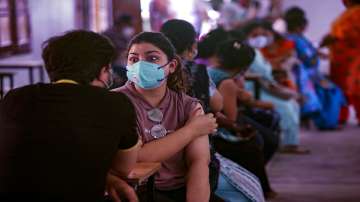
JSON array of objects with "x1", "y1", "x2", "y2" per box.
[{"x1": 0, "y1": 30, "x2": 139, "y2": 202}]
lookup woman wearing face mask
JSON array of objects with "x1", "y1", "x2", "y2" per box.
[
  {"x1": 259, "y1": 20, "x2": 322, "y2": 119},
  {"x1": 103, "y1": 14, "x2": 136, "y2": 87},
  {"x1": 160, "y1": 19, "x2": 223, "y2": 115},
  {"x1": 284, "y1": 7, "x2": 346, "y2": 130},
  {"x1": 161, "y1": 19, "x2": 266, "y2": 202},
  {"x1": 205, "y1": 38, "x2": 275, "y2": 200},
  {"x1": 242, "y1": 20, "x2": 309, "y2": 154},
  {"x1": 113, "y1": 32, "x2": 217, "y2": 202}
]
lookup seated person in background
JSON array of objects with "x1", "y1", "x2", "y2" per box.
[
  {"x1": 227, "y1": 28, "x2": 278, "y2": 111},
  {"x1": 242, "y1": 20, "x2": 300, "y2": 100},
  {"x1": 284, "y1": 7, "x2": 320, "y2": 80},
  {"x1": 0, "y1": 30, "x2": 140, "y2": 202},
  {"x1": 233, "y1": 73, "x2": 281, "y2": 164},
  {"x1": 285, "y1": 7, "x2": 347, "y2": 129},
  {"x1": 258, "y1": 13, "x2": 322, "y2": 118},
  {"x1": 114, "y1": 32, "x2": 217, "y2": 202},
  {"x1": 160, "y1": 19, "x2": 223, "y2": 114},
  {"x1": 103, "y1": 14, "x2": 136, "y2": 68},
  {"x1": 103, "y1": 14, "x2": 136, "y2": 87},
  {"x1": 205, "y1": 39, "x2": 276, "y2": 199},
  {"x1": 199, "y1": 28, "x2": 280, "y2": 165},
  {"x1": 259, "y1": 21, "x2": 298, "y2": 85},
  {"x1": 160, "y1": 19, "x2": 265, "y2": 202},
  {"x1": 272, "y1": 69, "x2": 297, "y2": 91},
  {"x1": 241, "y1": 20, "x2": 310, "y2": 154}
]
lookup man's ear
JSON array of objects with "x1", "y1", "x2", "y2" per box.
[
  {"x1": 100, "y1": 66, "x2": 108, "y2": 74},
  {"x1": 99, "y1": 65, "x2": 111, "y2": 79},
  {"x1": 189, "y1": 43, "x2": 197, "y2": 58},
  {"x1": 99, "y1": 66, "x2": 106, "y2": 77}
]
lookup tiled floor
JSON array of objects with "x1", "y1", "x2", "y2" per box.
[{"x1": 267, "y1": 124, "x2": 360, "y2": 202}]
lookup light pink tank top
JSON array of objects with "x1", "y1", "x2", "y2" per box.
[{"x1": 115, "y1": 82, "x2": 198, "y2": 190}]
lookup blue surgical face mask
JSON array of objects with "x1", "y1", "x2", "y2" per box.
[{"x1": 126, "y1": 60, "x2": 169, "y2": 89}]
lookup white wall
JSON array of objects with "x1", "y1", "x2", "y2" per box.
[
  {"x1": 0, "y1": 0, "x2": 76, "y2": 61},
  {"x1": 29, "y1": 0, "x2": 77, "y2": 59},
  {"x1": 0, "y1": 0, "x2": 77, "y2": 87},
  {"x1": 0, "y1": 0, "x2": 346, "y2": 88}
]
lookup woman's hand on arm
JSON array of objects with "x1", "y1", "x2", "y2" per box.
[{"x1": 138, "y1": 104, "x2": 217, "y2": 163}]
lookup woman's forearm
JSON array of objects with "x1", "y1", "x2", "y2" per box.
[
  {"x1": 137, "y1": 126, "x2": 194, "y2": 162},
  {"x1": 138, "y1": 104, "x2": 216, "y2": 163}
]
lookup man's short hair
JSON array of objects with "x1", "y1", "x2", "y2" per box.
[
  {"x1": 160, "y1": 19, "x2": 197, "y2": 55},
  {"x1": 42, "y1": 30, "x2": 116, "y2": 84}
]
